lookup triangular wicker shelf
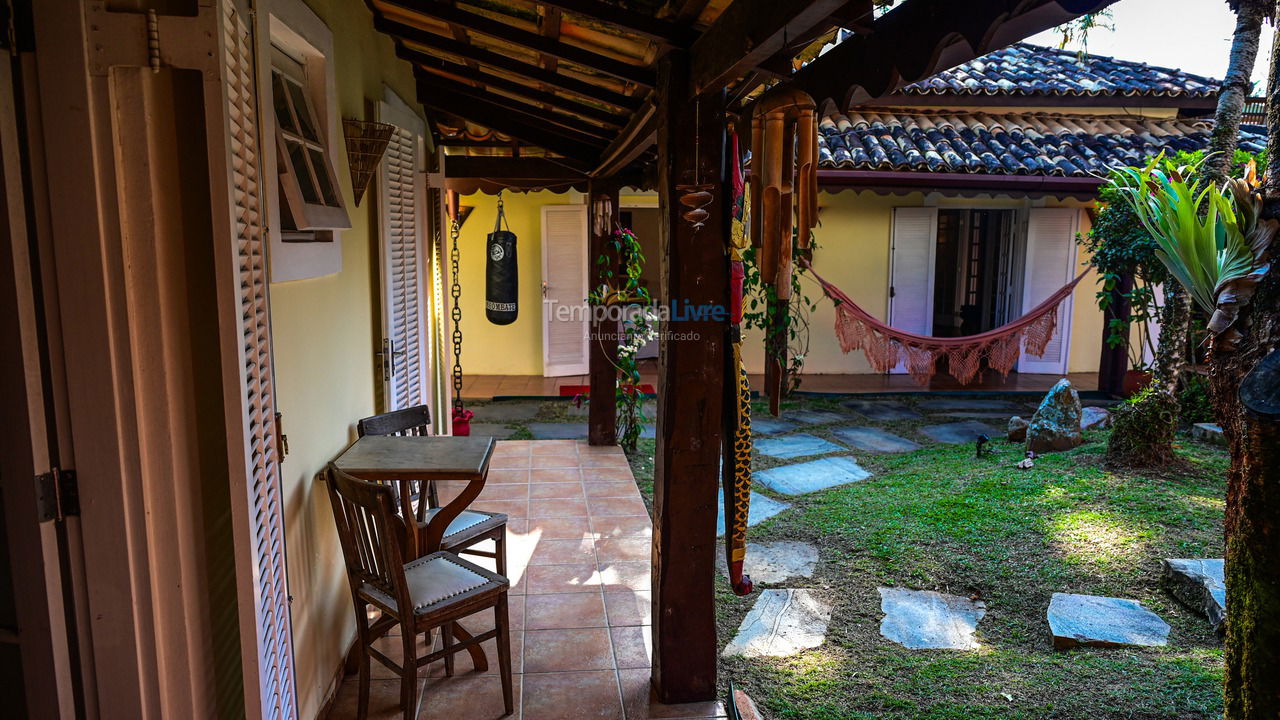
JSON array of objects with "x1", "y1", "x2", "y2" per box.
[{"x1": 342, "y1": 118, "x2": 395, "y2": 206}]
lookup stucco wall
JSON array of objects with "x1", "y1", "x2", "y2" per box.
[{"x1": 265, "y1": 0, "x2": 424, "y2": 715}]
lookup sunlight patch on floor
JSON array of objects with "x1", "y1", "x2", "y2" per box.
[{"x1": 1046, "y1": 509, "x2": 1151, "y2": 572}]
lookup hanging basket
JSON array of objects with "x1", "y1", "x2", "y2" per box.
[{"x1": 342, "y1": 118, "x2": 395, "y2": 206}]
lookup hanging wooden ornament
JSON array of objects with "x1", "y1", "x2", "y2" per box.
[
  {"x1": 676, "y1": 182, "x2": 714, "y2": 229},
  {"x1": 342, "y1": 118, "x2": 395, "y2": 206}
]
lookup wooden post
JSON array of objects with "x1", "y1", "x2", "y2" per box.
[
  {"x1": 1096, "y1": 272, "x2": 1133, "y2": 397},
  {"x1": 651, "y1": 51, "x2": 728, "y2": 704},
  {"x1": 588, "y1": 180, "x2": 620, "y2": 445}
]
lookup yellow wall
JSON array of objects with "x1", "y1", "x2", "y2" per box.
[
  {"x1": 266, "y1": 1, "x2": 423, "y2": 716},
  {"x1": 454, "y1": 190, "x2": 578, "y2": 375}
]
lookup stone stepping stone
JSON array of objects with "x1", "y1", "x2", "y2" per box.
[
  {"x1": 929, "y1": 411, "x2": 1016, "y2": 420},
  {"x1": 716, "y1": 491, "x2": 790, "y2": 537},
  {"x1": 878, "y1": 588, "x2": 986, "y2": 650},
  {"x1": 918, "y1": 420, "x2": 1001, "y2": 445},
  {"x1": 1047, "y1": 593, "x2": 1170, "y2": 649},
  {"x1": 755, "y1": 456, "x2": 871, "y2": 496},
  {"x1": 1081, "y1": 406, "x2": 1113, "y2": 431},
  {"x1": 475, "y1": 401, "x2": 543, "y2": 422},
  {"x1": 1162, "y1": 559, "x2": 1226, "y2": 630},
  {"x1": 719, "y1": 541, "x2": 819, "y2": 583},
  {"x1": 831, "y1": 426, "x2": 921, "y2": 454},
  {"x1": 468, "y1": 423, "x2": 516, "y2": 439},
  {"x1": 755, "y1": 433, "x2": 845, "y2": 459},
  {"x1": 722, "y1": 589, "x2": 831, "y2": 658},
  {"x1": 781, "y1": 409, "x2": 849, "y2": 425},
  {"x1": 527, "y1": 422, "x2": 589, "y2": 440},
  {"x1": 751, "y1": 417, "x2": 799, "y2": 435},
  {"x1": 1192, "y1": 423, "x2": 1225, "y2": 445},
  {"x1": 842, "y1": 399, "x2": 921, "y2": 421},
  {"x1": 916, "y1": 397, "x2": 1018, "y2": 411},
  {"x1": 639, "y1": 424, "x2": 655, "y2": 439}
]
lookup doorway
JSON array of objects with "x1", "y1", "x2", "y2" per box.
[{"x1": 932, "y1": 208, "x2": 1019, "y2": 338}]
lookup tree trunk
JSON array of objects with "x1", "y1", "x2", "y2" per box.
[{"x1": 1207, "y1": 0, "x2": 1268, "y2": 184}]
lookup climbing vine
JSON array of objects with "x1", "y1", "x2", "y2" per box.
[
  {"x1": 741, "y1": 238, "x2": 819, "y2": 394},
  {"x1": 587, "y1": 226, "x2": 652, "y2": 454}
]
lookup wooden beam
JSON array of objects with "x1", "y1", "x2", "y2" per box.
[
  {"x1": 675, "y1": 0, "x2": 713, "y2": 24},
  {"x1": 398, "y1": 46, "x2": 627, "y2": 127},
  {"x1": 443, "y1": 155, "x2": 589, "y2": 179},
  {"x1": 591, "y1": 97, "x2": 657, "y2": 178},
  {"x1": 651, "y1": 50, "x2": 727, "y2": 704},
  {"x1": 374, "y1": 16, "x2": 642, "y2": 111},
  {"x1": 688, "y1": 0, "x2": 851, "y2": 96},
  {"x1": 414, "y1": 68, "x2": 615, "y2": 143},
  {"x1": 381, "y1": 0, "x2": 656, "y2": 87},
  {"x1": 536, "y1": 0, "x2": 694, "y2": 46},
  {"x1": 587, "y1": 179, "x2": 620, "y2": 446}
]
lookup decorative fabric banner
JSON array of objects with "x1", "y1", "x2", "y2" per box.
[{"x1": 802, "y1": 258, "x2": 1088, "y2": 386}]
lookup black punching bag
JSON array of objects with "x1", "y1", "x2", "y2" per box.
[{"x1": 485, "y1": 195, "x2": 518, "y2": 325}]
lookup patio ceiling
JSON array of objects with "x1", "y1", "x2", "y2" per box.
[{"x1": 364, "y1": 0, "x2": 1119, "y2": 182}]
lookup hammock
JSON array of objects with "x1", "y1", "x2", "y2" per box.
[{"x1": 801, "y1": 258, "x2": 1088, "y2": 386}]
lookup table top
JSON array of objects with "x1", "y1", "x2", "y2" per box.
[{"x1": 332, "y1": 435, "x2": 497, "y2": 480}]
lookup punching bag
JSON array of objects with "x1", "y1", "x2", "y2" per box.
[{"x1": 485, "y1": 194, "x2": 518, "y2": 325}]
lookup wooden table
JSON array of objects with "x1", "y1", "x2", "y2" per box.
[{"x1": 333, "y1": 434, "x2": 497, "y2": 558}]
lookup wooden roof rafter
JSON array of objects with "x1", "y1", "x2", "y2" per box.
[{"x1": 415, "y1": 68, "x2": 614, "y2": 141}]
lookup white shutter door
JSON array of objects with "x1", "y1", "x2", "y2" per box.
[
  {"x1": 541, "y1": 205, "x2": 589, "y2": 376},
  {"x1": 1019, "y1": 208, "x2": 1079, "y2": 374},
  {"x1": 377, "y1": 97, "x2": 426, "y2": 411},
  {"x1": 888, "y1": 207, "x2": 938, "y2": 373},
  {"x1": 222, "y1": 4, "x2": 297, "y2": 718}
]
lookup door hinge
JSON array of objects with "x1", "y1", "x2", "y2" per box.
[{"x1": 35, "y1": 468, "x2": 80, "y2": 523}]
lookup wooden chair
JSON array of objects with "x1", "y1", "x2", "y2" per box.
[
  {"x1": 325, "y1": 463, "x2": 514, "y2": 719},
  {"x1": 357, "y1": 405, "x2": 508, "y2": 575}
]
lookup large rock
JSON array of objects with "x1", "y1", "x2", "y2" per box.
[
  {"x1": 878, "y1": 588, "x2": 986, "y2": 650},
  {"x1": 1162, "y1": 559, "x2": 1226, "y2": 631},
  {"x1": 1007, "y1": 416, "x2": 1028, "y2": 442},
  {"x1": 1026, "y1": 379, "x2": 1083, "y2": 453},
  {"x1": 722, "y1": 589, "x2": 831, "y2": 658},
  {"x1": 1081, "y1": 406, "x2": 1112, "y2": 431},
  {"x1": 1047, "y1": 592, "x2": 1170, "y2": 649}
]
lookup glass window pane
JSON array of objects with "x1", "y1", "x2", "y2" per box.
[
  {"x1": 286, "y1": 140, "x2": 319, "y2": 204},
  {"x1": 287, "y1": 80, "x2": 321, "y2": 142},
  {"x1": 308, "y1": 147, "x2": 339, "y2": 207},
  {"x1": 271, "y1": 72, "x2": 297, "y2": 135}
]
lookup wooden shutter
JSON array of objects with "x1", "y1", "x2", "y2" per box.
[
  {"x1": 222, "y1": 4, "x2": 298, "y2": 718},
  {"x1": 377, "y1": 99, "x2": 425, "y2": 411},
  {"x1": 1019, "y1": 208, "x2": 1079, "y2": 374},
  {"x1": 541, "y1": 205, "x2": 589, "y2": 376},
  {"x1": 888, "y1": 207, "x2": 938, "y2": 373}
]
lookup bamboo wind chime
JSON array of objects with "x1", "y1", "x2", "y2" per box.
[{"x1": 749, "y1": 88, "x2": 819, "y2": 415}]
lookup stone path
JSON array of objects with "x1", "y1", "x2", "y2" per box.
[
  {"x1": 918, "y1": 420, "x2": 1002, "y2": 445},
  {"x1": 831, "y1": 426, "x2": 921, "y2": 454},
  {"x1": 717, "y1": 490, "x2": 790, "y2": 537},
  {"x1": 878, "y1": 588, "x2": 986, "y2": 650},
  {"x1": 1162, "y1": 558, "x2": 1226, "y2": 629},
  {"x1": 719, "y1": 541, "x2": 818, "y2": 583},
  {"x1": 468, "y1": 423, "x2": 516, "y2": 439},
  {"x1": 755, "y1": 433, "x2": 845, "y2": 459},
  {"x1": 916, "y1": 398, "x2": 1018, "y2": 411},
  {"x1": 754, "y1": 456, "x2": 871, "y2": 496},
  {"x1": 474, "y1": 401, "x2": 542, "y2": 422},
  {"x1": 1047, "y1": 593, "x2": 1170, "y2": 649},
  {"x1": 781, "y1": 409, "x2": 849, "y2": 425},
  {"x1": 722, "y1": 589, "x2": 832, "y2": 658},
  {"x1": 527, "y1": 422, "x2": 589, "y2": 440},
  {"x1": 842, "y1": 399, "x2": 921, "y2": 421},
  {"x1": 929, "y1": 411, "x2": 1016, "y2": 420},
  {"x1": 751, "y1": 417, "x2": 799, "y2": 435}
]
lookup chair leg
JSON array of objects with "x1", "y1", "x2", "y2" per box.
[
  {"x1": 400, "y1": 628, "x2": 419, "y2": 720},
  {"x1": 496, "y1": 595, "x2": 514, "y2": 716},
  {"x1": 495, "y1": 528, "x2": 507, "y2": 577},
  {"x1": 355, "y1": 615, "x2": 372, "y2": 720},
  {"x1": 442, "y1": 621, "x2": 455, "y2": 677}
]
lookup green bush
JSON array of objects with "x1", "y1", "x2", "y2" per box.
[
  {"x1": 1106, "y1": 384, "x2": 1180, "y2": 468},
  {"x1": 1178, "y1": 374, "x2": 1216, "y2": 425}
]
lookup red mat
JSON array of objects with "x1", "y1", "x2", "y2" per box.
[{"x1": 559, "y1": 384, "x2": 655, "y2": 397}]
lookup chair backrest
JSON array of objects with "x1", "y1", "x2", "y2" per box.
[
  {"x1": 324, "y1": 463, "x2": 410, "y2": 612},
  {"x1": 357, "y1": 405, "x2": 432, "y2": 438}
]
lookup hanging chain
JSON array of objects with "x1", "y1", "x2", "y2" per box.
[{"x1": 450, "y1": 215, "x2": 464, "y2": 414}]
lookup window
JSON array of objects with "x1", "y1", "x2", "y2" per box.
[{"x1": 271, "y1": 49, "x2": 349, "y2": 235}]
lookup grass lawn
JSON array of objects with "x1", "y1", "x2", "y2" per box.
[{"x1": 626, "y1": 393, "x2": 1228, "y2": 720}]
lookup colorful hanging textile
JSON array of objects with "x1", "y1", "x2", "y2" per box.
[
  {"x1": 722, "y1": 129, "x2": 753, "y2": 597},
  {"x1": 802, "y1": 258, "x2": 1088, "y2": 386}
]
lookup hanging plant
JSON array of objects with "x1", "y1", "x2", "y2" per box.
[
  {"x1": 587, "y1": 226, "x2": 652, "y2": 454},
  {"x1": 741, "y1": 235, "x2": 818, "y2": 394}
]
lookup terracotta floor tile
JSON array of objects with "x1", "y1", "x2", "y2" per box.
[
  {"x1": 604, "y1": 591, "x2": 651, "y2": 627},
  {"x1": 532, "y1": 440, "x2": 580, "y2": 454},
  {"x1": 456, "y1": 596, "x2": 525, "y2": 634},
  {"x1": 582, "y1": 467, "x2": 636, "y2": 483},
  {"x1": 588, "y1": 496, "x2": 649, "y2": 517},
  {"x1": 597, "y1": 562, "x2": 649, "y2": 593},
  {"x1": 479, "y1": 484, "x2": 530, "y2": 502},
  {"x1": 527, "y1": 538, "x2": 596, "y2": 566},
  {"x1": 583, "y1": 481, "x2": 640, "y2": 499},
  {"x1": 498, "y1": 440, "x2": 535, "y2": 450},
  {"x1": 471, "y1": 499, "x2": 528, "y2": 518},
  {"x1": 618, "y1": 669, "x2": 726, "y2": 719},
  {"x1": 524, "y1": 592, "x2": 608, "y2": 630},
  {"x1": 529, "y1": 497, "x2": 589, "y2": 518},
  {"x1": 426, "y1": 630, "x2": 522, "y2": 677},
  {"x1": 491, "y1": 455, "x2": 533, "y2": 469},
  {"x1": 531, "y1": 468, "x2": 583, "y2": 484},
  {"x1": 594, "y1": 538, "x2": 650, "y2": 564},
  {"x1": 521, "y1": 671, "x2": 624, "y2": 720},
  {"x1": 487, "y1": 469, "x2": 531, "y2": 484},
  {"x1": 529, "y1": 483, "x2": 586, "y2": 500},
  {"x1": 421, "y1": 673, "x2": 520, "y2": 720},
  {"x1": 590, "y1": 515, "x2": 653, "y2": 539},
  {"x1": 327, "y1": 677, "x2": 425, "y2": 720},
  {"x1": 493, "y1": 444, "x2": 531, "y2": 458},
  {"x1": 522, "y1": 516, "x2": 593, "y2": 540},
  {"x1": 367, "y1": 632, "x2": 432, "y2": 680},
  {"x1": 506, "y1": 518, "x2": 530, "y2": 535},
  {"x1": 532, "y1": 453, "x2": 582, "y2": 468},
  {"x1": 610, "y1": 626, "x2": 652, "y2": 669},
  {"x1": 579, "y1": 455, "x2": 631, "y2": 468},
  {"x1": 524, "y1": 563, "x2": 601, "y2": 594},
  {"x1": 523, "y1": 627, "x2": 614, "y2": 673}
]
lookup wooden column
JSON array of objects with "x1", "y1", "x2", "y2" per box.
[
  {"x1": 588, "y1": 180, "x2": 620, "y2": 445},
  {"x1": 1096, "y1": 272, "x2": 1133, "y2": 397},
  {"x1": 651, "y1": 51, "x2": 728, "y2": 704}
]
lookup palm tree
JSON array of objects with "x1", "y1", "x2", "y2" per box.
[{"x1": 1208, "y1": 0, "x2": 1273, "y2": 183}]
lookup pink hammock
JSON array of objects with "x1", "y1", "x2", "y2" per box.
[{"x1": 801, "y1": 258, "x2": 1088, "y2": 386}]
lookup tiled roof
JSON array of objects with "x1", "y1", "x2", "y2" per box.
[
  {"x1": 898, "y1": 43, "x2": 1219, "y2": 98},
  {"x1": 817, "y1": 109, "x2": 1267, "y2": 176}
]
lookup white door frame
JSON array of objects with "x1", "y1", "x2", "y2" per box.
[
  {"x1": 1018, "y1": 207, "x2": 1080, "y2": 375},
  {"x1": 887, "y1": 207, "x2": 938, "y2": 373},
  {"x1": 541, "y1": 205, "x2": 590, "y2": 376}
]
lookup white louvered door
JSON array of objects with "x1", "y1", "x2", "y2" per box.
[
  {"x1": 888, "y1": 207, "x2": 938, "y2": 373},
  {"x1": 222, "y1": 4, "x2": 297, "y2": 718},
  {"x1": 541, "y1": 205, "x2": 589, "y2": 376},
  {"x1": 377, "y1": 95, "x2": 427, "y2": 411},
  {"x1": 1019, "y1": 208, "x2": 1079, "y2": 375}
]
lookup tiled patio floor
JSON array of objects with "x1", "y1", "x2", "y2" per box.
[{"x1": 326, "y1": 440, "x2": 726, "y2": 720}]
